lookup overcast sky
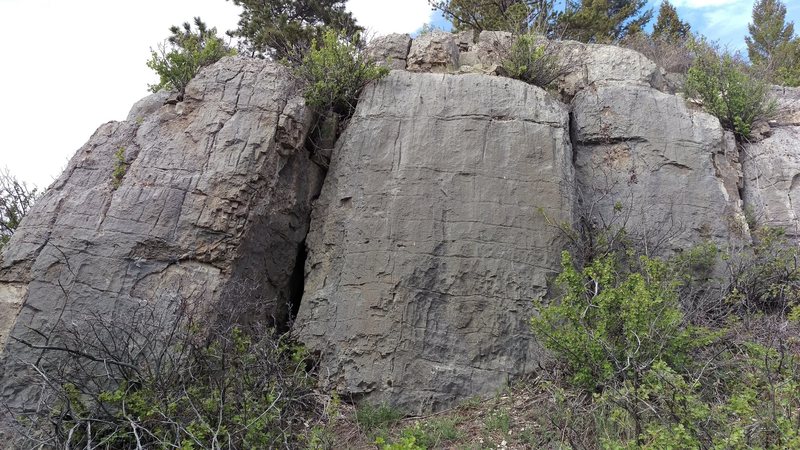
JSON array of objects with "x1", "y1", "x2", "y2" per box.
[{"x1": 0, "y1": 0, "x2": 797, "y2": 189}]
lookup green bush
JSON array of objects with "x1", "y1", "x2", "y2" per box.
[
  {"x1": 0, "y1": 168, "x2": 39, "y2": 252},
  {"x1": 147, "y1": 17, "x2": 236, "y2": 94},
  {"x1": 502, "y1": 33, "x2": 566, "y2": 88},
  {"x1": 111, "y1": 147, "x2": 127, "y2": 190},
  {"x1": 12, "y1": 301, "x2": 324, "y2": 449},
  {"x1": 293, "y1": 29, "x2": 389, "y2": 118},
  {"x1": 685, "y1": 40, "x2": 777, "y2": 139},
  {"x1": 532, "y1": 251, "x2": 697, "y2": 392}
]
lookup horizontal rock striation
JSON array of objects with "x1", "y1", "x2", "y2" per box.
[
  {"x1": 572, "y1": 83, "x2": 749, "y2": 254},
  {"x1": 293, "y1": 71, "x2": 574, "y2": 411}
]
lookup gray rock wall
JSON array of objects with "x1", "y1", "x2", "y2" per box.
[
  {"x1": 572, "y1": 83, "x2": 749, "y2": 254},
  {"x1": 4, "y1": 33, "x2": 799, "y2": 425},
  {"x1": 0, "y1": 58, "x2": 324, "y2": 418},
  {"x1": 293, "y1": 71, "x2": 574, "y2": 411}
]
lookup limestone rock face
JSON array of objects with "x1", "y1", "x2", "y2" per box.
[
  {"x1": 743, "y1": 127, "x2": 800, "y2": 238},
  {"x1": 553, "y1": 41, "x2": 663, "y2": 99},
  {"x1": 293, "y1": 71, "x2": 574, "y2": 411},
  {"x1": 771, "y1": 86, "x2": 800, "y2": 127},
  {"x1": 572, "y1": 83, "x2": 748, "y2": 252},
  {"x1": 0, "y1": 58, "x2": 323, "y2": 416},
  {"x1": 406, "y1": 31, "x2": 460, "y2": 73},
  {"x1": 366, "y1": 33, "x2": 412, "y2": 70}
]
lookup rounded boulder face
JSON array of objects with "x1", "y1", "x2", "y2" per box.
[
  {"x1": 0, "y1": 57, "x2": 325, "y2": 429},
  {"x1": 406, "y1": 31, "x2": 461, "y2": 73},
  {"x1": 293, "y1": 70, "x2": 574, "y2": 412}
]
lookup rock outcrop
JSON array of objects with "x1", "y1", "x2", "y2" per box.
[
  {"x1": 743, "y1": 127, "x2": 800, "y2": 239},
  {"x1": 0, "y1": 58, "x2": 323, "y2": 417},
  {"x1": 572, "y1": 83, "x2": 749, "y2": 253},
  {"x1": 293, "y1": 71, "x2": 573, "y2": 411},
  {"x1": 4, "y1": 30, "x2": 800, "y2": 428}
]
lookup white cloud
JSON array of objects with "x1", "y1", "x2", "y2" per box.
[
  {"x1": 671, "y1": 0, "x2": 743, "y2": 8},
  {"x1": 347, "y1": 0, "x2": 433, "y2": 35}
]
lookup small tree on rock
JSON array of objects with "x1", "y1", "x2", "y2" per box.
[
  {"x1": 147, "y1": 17, "x2": 235, "y2": 94},
  {"x1": 226, "y1": 0, "x2": 361, "y2": 61},
  {"x1": 746, "y1": 0, "x2": 800, "y2": 86}
]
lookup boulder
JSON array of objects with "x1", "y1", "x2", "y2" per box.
[
  {"x1": 0, "y1": 57, "x2": 324, "y2": 428},
  {"x1": 293, "y1": 71, "x2": 574, "y2": 411},
  {"x1": 770, "y1": 86, "x2": 800, "y2": 127},
  {"x1": 407, "y1": 31, "x2": 460, "y2": 73},
  {"x1": 742, "y1": 127, "x2": 800, "y2": 238},
  {"x1": 366, "y1": 33, "x2": 412, "y2": 70},
  {"x1": 552, "y1": 40, "x2": 663, "y2": 99},
  {"x1": 572, "y1": 83, "x2": 749, "y2": 253}
]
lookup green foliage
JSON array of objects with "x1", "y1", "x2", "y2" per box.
[
  {"x1": 147, "y1": 17, "x2": 235, "y2": 94},
  {"x1": 294, "y1": 29, "x2": 389, "y2": 118},
  {"x1": 559, "y1": 0, "x2": 653, "y2": 43},
  {"x1": 685, "y1": 40, "x2": 777, "y2": 139},
  {"x1": 111, "y1": 147, "x2": 127, "y2": 190},
  {"x1": 17, "y1": 300, "x2": 323, "y2": 449},
  {"x1": 0, "y1": 168, "x2": 38, "y2": 252},
  {"x1": 356, "y1": 403, "x2": 405, "y2": 432},
  {"x1": 532, "y1": 251, "x2": 696, "y2": 392},
  {"x1": 727, "y1": 225, "x2": 800, "y2": 314},
  {"x1": 747, "y1": 0, "x2": 800, "y2": 87},
  {"x1": 428, "y1": 0, "x2": 559, "y2": 34},
  {"x1": 502, "y1": 33, "x2": 565, "y2": 87},
  {"x1": 484, "y1": 408, "x2": 511, "y2": 433},
  {"x1": 651, "y1": 0, "x2": 690, "y2": 43},
  {"x1": 226, "y1": 0, "x2": 361, "y2": 61},
  {"x1": 376, "y1": 418, "x2": 462, "y2": 450}
]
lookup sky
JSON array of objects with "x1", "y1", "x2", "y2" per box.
[{"x1": 0, "y1": 0, "x2": 798, "y2": 190}]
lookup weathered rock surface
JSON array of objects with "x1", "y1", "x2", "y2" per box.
[
  {"x1": 0, "y1": 58, "x2": 323, "y2": 421},
  {"x1": 406, "y1": 31, "x2": 460, "y2": 73},
  {"x1": 552, "y1": 41, "x2": 664, "y2": 99},
  {"x1": 771, "y1": 86, "x2": 800, "y2": 127},
  {"x1": 366, "y1": 33, "x2": 412, "y2": 70},
  {"x1": 572, "y1": 83, "x2": 748, "y2": 253},
  {"x1": 742, "y1": 127, "x2": 800, "y2": 238},
  {"x1": 293, "y1": 71, "x2": 574, "y2": 411}
]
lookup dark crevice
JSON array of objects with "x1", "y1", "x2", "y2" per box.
[{"x1": 287, "y1": 240, "x2": 308, "y2": 329}]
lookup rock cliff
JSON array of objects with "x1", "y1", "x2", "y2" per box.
[
  {"x1": 2, "y1": 32, "x2": 799, "y2": 422},
  {"x1": 0, "y1": 58, "x2": 323, "y2": 416}
]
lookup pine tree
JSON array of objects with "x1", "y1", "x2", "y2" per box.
[
  {"x1": 746, "y1": 0, "x2": 794, "y2": 67},
  {"x1": 559, "y1": 0, "x2": 653, "y2": 43},
  {"x1": 652, "y1": 0, "x2": 690, "y2": 43},
  {"x1": 226, "y1": 0, "x2": 361, "y2": 61},
  {"x1": 428, "y1": 0, "x2": 558, "y2": 34},
  {"x1": 746, "y1": 0, "x2": 800, "y2": 86}
]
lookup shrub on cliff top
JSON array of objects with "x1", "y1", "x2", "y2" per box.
[
  {"x1": 293, "y1": 29, "x2": 389, "y2": 118},
  {"x1": 147, "y1": 17, "x2": 236, "y2": 94},
  {"x1": 685, "y1": 40, "x2": 776, "y2": 139}
]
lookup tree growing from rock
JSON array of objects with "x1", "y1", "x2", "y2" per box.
[
  {"x1": 559, "y1": 0, "x2": 653, "y2": 43},
  {"x1": 746, "y1": 0, "x2": 800, "y2": 86},
  {"x1": 652, "y1": 0, "x2": 690, "y2": 43},
  {"x1": 147, "y1": 17, "x2": 235, "y2": 93},
  {"x1": 0, "y1": 169, "x2": 39, "y2": 252},
  {"x1": 226, "y1": 0, "x2": 361, "y2": 61},
  {"x1": 429, "y1": 0, "x2": 558, "y2": 34}
]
